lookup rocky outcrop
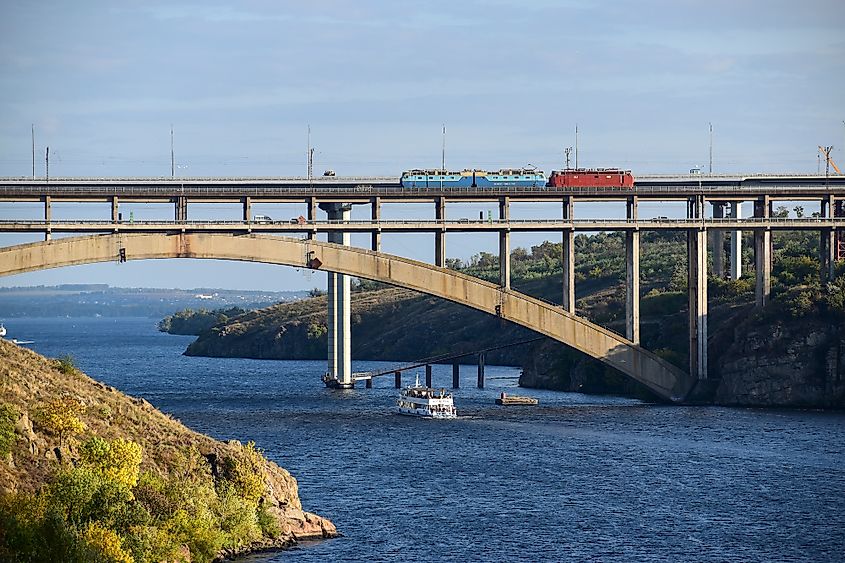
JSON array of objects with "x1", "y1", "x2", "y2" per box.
[{"x1": 714, "y1": 318, "x2": 845, "y2": 407}]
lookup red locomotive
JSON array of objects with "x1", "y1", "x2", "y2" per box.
[{"x1": 547, "y1": 168, "x2": 634, "y2": 188}]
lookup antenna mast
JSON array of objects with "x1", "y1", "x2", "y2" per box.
[
  {"x1": 708, "y1": 122, "x2": 713, "y2": 175},
  {"x1": 307, "y1": 125, "x2": 313, "y2": 182},
  {"x1": 31, "y1": 124, "x2": 35, "y2": 178},
  {"x1": 574, "y1": 124, "x2": 579, "y2": 169},
  {"x1": 45, "y1": 147, "x2": 49, "y2": 181},
  {"x1": 170, "y1": 124, "x2": 175, "y2": 178}
]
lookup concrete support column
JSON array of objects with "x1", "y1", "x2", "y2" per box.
[
  {"x1": 821, "y1": 228, "x2": 836, "y2": 282},
  {"x1": 477, "y1": 353, "x2": 485, "y2": 389},
  {"x1": 175, "y1": 196, "x2": 187, "y2": 222},
  {"x1": 44, "y1": 195, "x2": 51, "y2": 241},
  {"x1": 242, "y1": 196, "x2": 251, "y2": 222},
  {"x1": 688, "y1": 228, "x2": 708, "y2": 380},
  {"x1": 499, "y1": 197, "x2": 510, "y2": 289},
  {"x1": 306, "y1": 197, "x2": 317, "y2": 240},
  {"x1": 394, "y1": 371, "x2": 402, "y2": 389},
  {"x1": 710, "y1": 202, "x2": 725, "y2": 278},
  {"x1": 371, "y1": 197, "x2": 381, "y2": 252},
  {"x1": 626, "y1": 230, "x2": 640, "y2": 344},
  {"x1": 434, "y1": 196, "x2": 446, "y2": 267},
  {"x1": 452, "y1": 362, "x2": 460, "y2": 389},
  {"x1": 729, "y1": 202, "x2": 742, "y2": 280},
  {"x1": 321, "y1": 202, "x2": 353, "y2": 387},
  {"x1": 754, "y1": 230, "x2": 772, "y2": 306},
  {"x1": 425, "y1": 364, "x2": 433, "y2": 388},
  {"x1": 365, "y1": 377, "x2": 372, "y2": 389},
  {"x1": 562, "y1": 196, "x2": 575, "y2": 313},
  {"x1": 111, "y1": 196, "x2": 120, "y2": 223}
]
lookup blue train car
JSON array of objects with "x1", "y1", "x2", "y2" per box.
[{"x1": 401, "y1": 168, "x2": 546, "y2": 188}]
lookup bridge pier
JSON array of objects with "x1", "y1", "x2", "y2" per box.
[
  {"x1": 111, "y1": 196, "x2": 120, "y2": 224},
  {"x1": 395, "y1": 370, "x2": 402, "y2": 389},
  {"x1": 371, "y1": 197, "x2": 381, "y2": 252},
  {"x1": 321, "y1": 202, "x2": 353, "y2": 388},
  {"x1": 688, "y1": 195, "x2": 708, "y2": 380},
  {"x1": 175, "y1": 196, "x2": 188, "y2": 222},
  {"x1": 820, "y1": 195, "x2": 837, "y2": 281},
  {"x1": 43, "y1": 195, "x2": 51, "y2": 241},
  {"x1": 477, "y1": 353, "x2": 485, "y2": 389},
  {"x1": 562, "y1": 196, "x2": 575, "y2": 313},
  {"x1": 306, "y1": 197, "x2": 317, "y2": 240},
  {"x1": 710, "y1": 202, "x2": 725, "y2": 278},
  {"x1": 754, "y1": 196, "x2": 772, "y2": 307},
  {"x1": 242, "y1": 196, "x2": 251, "y2": 223},
  {"x1": 452, "y1": 362, "x2": 460, "y2": 388},
  {"x1": 434, "y1": 196, "x2": 446, "y2": 267},
  {"x1": 625, "y1": 197, "x2": 640, "y2": 344},
  {"x1": 425, "y1": 364, "x2": 432, "y2": 387},
  {"x1": 729, "y1": 202, "x2": 742, "y2": 280},
  {"x1": 499, "y1": 197, "x2": 510, "y2": 289}
]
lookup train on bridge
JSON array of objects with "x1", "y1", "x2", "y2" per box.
[{"x1": 399, "y1": 168, "x2": 634, "y2": 189}]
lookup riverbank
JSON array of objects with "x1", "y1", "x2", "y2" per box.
[{"x1": 0, "y1": 338, "x2": 335, "y2": 562}]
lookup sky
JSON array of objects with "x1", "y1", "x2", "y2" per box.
[{"x1": 1, "y1": 0, "x2": 843, "y2": 291}]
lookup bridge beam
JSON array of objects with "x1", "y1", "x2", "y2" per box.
[
  {"x1": 499, "y1": 196, "x2": 510, "y2": 289},
  {"x1": 321, "y1": 203, "x2": 353, "y2": 387},
  {"x1": 562, "y1": 196, "x2": 575, "y2": 313},
  {"x1": 710, "y1": 202, "x2": 725, "y2": 278},
  {"x1": 626, "y1": 197, "x2": 640, "y2": 344}
]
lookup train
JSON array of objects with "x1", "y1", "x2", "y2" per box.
[{"x1": 399, "y1": 167, "x2": 633, "y2": 189}]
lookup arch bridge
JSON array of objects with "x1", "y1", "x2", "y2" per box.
[{"x1": 0, "y1": 232, "x2": 695, "y2": 402}]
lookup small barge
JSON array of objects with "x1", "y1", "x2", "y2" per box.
[{"x1": 495, "y1": 392, "x2": 539, "y2": 406}]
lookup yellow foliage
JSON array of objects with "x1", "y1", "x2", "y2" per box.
[
  {"x1": 34, "y1": 397, "x2": 87, "y2": 447},
  {"x1": 80, "y1": 436, "x2": 143, "y2": 489},
  {"x1": 222, "y1": 441, "x2": 266, "y2": 507},
  {"x1": 82, "y1": 521, "x2": 133, "y2": 563}
]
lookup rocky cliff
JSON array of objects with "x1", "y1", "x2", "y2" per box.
[{"x1": 0, "y1": 340, "x2": 335, "y2": 561}]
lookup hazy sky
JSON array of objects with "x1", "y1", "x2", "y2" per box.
[{"x1": 1, "y1": 1, "x2": 843, "y2": 290}]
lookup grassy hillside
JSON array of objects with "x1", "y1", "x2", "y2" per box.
[{"x1": 0, "y1": 340, "x2": 335, "y2": 562}]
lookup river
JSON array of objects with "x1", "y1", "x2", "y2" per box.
[{"x1": 7, "y1": 317, "x2": 845, "y2": 562}]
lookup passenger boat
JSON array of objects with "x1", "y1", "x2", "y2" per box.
[
  {"x1": 397, "y1": 375, "x2": 457, "y2": 419},
  {"x1": 0, "y1": 324, "x2": 6, "y2": 338}
]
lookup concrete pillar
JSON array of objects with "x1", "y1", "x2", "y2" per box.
[
  {"x1": 626, "y1": 230, "x2": 640, "y2": 344},
  {"x1": 111, "y1": 196, "x2": 119, "y2": 223},
  {"x1": 755, "y1": 230, "x2": 772, "y2": 306},
  {"x1": 175, "y1": 196, "x2": 187, "y2": 222},
  {"x1": 306, "y1": 197, "x2": 317, "y2": 240},
  {"x1": 710, "y1": 202, "x2": 725, "y2": 278},
  {"x1": 562, "y1": 196, "x2": 575, "y2": 313},
  {"x1": 321, "y1": 202, "x2": 353, "y2": 387},
  {"x1": 753, "y1": 196, "x2": 771, "y2": 308},
  {"x1": 434, "y1": 196, "x2": 446, "y2": 267},
  {"x1": 44, "y1": 195, "x2": 51, "y2": 241},
  {"x1": 452, "y1": 362, "x2": 460, "y2": 389},
  {"x1": 729, "y1": 202, "x2": 742, "y2": 280},
  {"x1": 477, "y1": 353, "x2": 485, "y2": 389},
  {"x1": 371, "y1": 197, "x2": 381, "y2": 252},
  {"x1": 821, "y1": 228, "x2": 836, "y2": 282},
  {"x1": 394, "y1": 370, "x2": 402, "y2": 389},
  {"x1": 688, "y1": 228, "x2": 708, "y2": 380},
  {"x1": 425, "y1": 364, "x2": 432, "y2": 388},
  {"x1": 499, "y1": 197, "x2": 510, "y2": 289},
  {"x1": 365, "y1": 377, "x2": 372, "y2": 389},
  {"x1": 242, "y1": 196, "x2": 251, "y2": 222}
]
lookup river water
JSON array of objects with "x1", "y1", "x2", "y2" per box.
[{"x1": 7, "y1": 317, "x2": 845, "y2": 562}]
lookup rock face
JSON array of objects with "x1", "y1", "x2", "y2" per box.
[{"x1": 714, "y1": 318, "x2": 845, "y2": 407}]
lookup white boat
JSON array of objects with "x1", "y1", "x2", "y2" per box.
[
  {"x1": 0, "y1": 324, "x2": 6, "y2": 338},
  {"x1": 397, "y1": 375, "x2": 457, "y2": 419}
]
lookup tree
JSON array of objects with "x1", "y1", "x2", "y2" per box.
[{"x1": 35, "y1": 398, "x2": 87, "y2": 448}]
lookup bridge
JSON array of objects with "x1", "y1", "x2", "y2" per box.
[{"x1": 1, "y1": 174, "x2": 843, "y2": 403}]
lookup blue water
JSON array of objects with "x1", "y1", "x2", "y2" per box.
[{"x1": 6, "y1": 318, "x2": 845, "y2": 562}]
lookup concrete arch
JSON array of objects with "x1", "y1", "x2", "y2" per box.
[{"x1": 0, "y1": 233, "x2": 695, "y2": 401}]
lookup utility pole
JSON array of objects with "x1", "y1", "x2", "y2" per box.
[
  {"x1": 170, "y1": 125, "x2": 175, "y2": 178},
  {"x1": 574, "y1": 124, "x2": 579, "y2": 169},
  {"x1": 441, "y1": 124, "x2": 446, "y2": 189},
  {"x1": 564, "y1": 147, "x2": 573, "y2": 169},
  {"x1": 31, "y1": 124, "x2": 35, "y2": 178},
  {"x1": 45, "y1": 147, "x2": 49, "y2": 181},
  {"x1": 708, "y1": 122, "x2": 713, "y2": 175},
  {"x1": 822, "y1": 145, "x2": 833, "y2": 179},
  {"x1": 307, "y1": 125, "x2": 312, "y2": 181}
]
